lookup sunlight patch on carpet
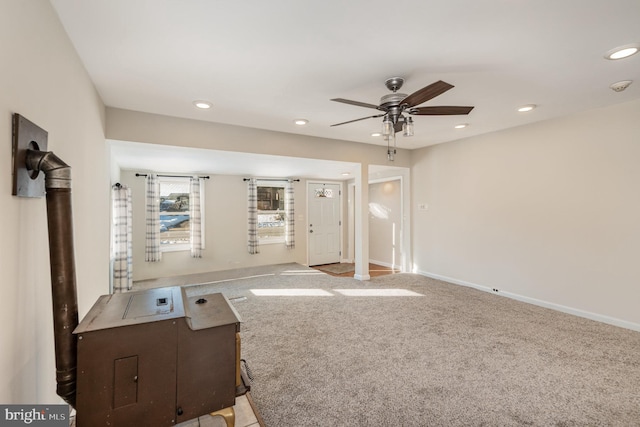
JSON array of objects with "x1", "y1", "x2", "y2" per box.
[
  {"x1": 281, "y1": 270, "x2": 326, "y2": 276},
  {"x1": 251, "y1": 289, "x2": 334, "y2": 296},
  {"x1": 196, "y1": 273, "x2": 275, "y2": 286},
  {"x1": 333, "y1": 289, "x2": 424, "y2": 297}
]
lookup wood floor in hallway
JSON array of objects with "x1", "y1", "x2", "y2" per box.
[{"x1": 312, "y1": 263, "x2": 400, "y2": 278}]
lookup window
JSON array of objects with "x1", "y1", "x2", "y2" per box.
[
  {"x1": 257, "y1": 183, "x2": 285, "y2": 243},
  {"x1": 159, "y1": 178, "x2": 204, "y2": 251}
]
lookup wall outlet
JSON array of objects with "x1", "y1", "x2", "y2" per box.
[{"x1": 418, "y1": 203, "x2": 428, "y2": 211}]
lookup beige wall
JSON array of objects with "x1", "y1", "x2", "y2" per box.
[
  {"x1": 412, "y1": 99, "x2": 640, "y2": 328},
  {"x1": 106, "y1": 108, "x2": 413, "y2": 279},
  {"x1": 1, "y1": 0, "x2": 107, "y2": 404},
  {"x1": 120, "y1": 171, "x2": 307, "y2": 280},
  {"x1": 106, "y1": 108, "x2": 411, "y2": 167}
]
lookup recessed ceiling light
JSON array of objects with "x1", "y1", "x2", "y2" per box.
[
  {"x1": 294, "y1": 119, "x2": 308, "y2": 125},
  {"x1": 604, "y1": 43, "x2": 639, "y2": 60},
  {"x1": 454, "y1": 123, "x2": 468, "y2": 129},
  {"x1": 371, "y1": 132, "x2": 382, "y2": 137},
  {"x1": 341, "y1": 172, "x2": 351, "y2": 176},
  {"x1": 517, "y1": 104, "x2": 536, "y2": 112},
  {"x1": 193, "y1": 100, "x2": 212, "y2": 109}
]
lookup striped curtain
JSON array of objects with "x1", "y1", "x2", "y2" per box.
[
  {"x1": 285, "y1": 179, "x2": 295, "y2": 249},
  {"x1": 145, "y1": 173, "x2": 162, "y2": 262},
  {"x1": 189, "y1": 176, "x2": 203, "y2": 258},
  {"x1": 247, "y1": 178, "x2": 259, "y2": 254},
  {"x1": 112, "y1": 184, "x2": 133, "y2": 292}
]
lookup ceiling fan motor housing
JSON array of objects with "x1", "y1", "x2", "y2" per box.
[
  {"x1": 380, "y1": 93, "x2": 408, "y2": 123},
  {"x1": 380, "y1": 93, "x2": 408, "y2": 109}
]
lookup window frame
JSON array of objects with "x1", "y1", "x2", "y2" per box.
[
  {"x1": 158, "y1": 177, "x2": 205, "y2": 253},
  {"x1": 257, "y1": 181, "x2": 286, "y2": 245}
]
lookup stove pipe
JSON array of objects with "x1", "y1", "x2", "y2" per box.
[{"x1": 26, "y1": 149, "x2": 78, "y2": 408}]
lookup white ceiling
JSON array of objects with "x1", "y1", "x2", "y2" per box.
[
  {"x1": 109, "y1": 140, "x2": 408, "y2": 181},
  {"x1": 51, "y1": 0, "x2": 639, "y2": 176},
  {"x1": 109, "y1": 140, "x2": 359, "y2": 179}
]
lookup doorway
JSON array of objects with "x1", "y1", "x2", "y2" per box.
[{"x1": 307, "y1": 182, "x2": 341, "y2": 266}]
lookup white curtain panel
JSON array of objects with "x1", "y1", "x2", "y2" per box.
[
  {"x1": 189, "y1": 176, "x2": 203, "y2": 258},
  {"x1": 247, "y1": 178, "x2": 259, "y2": 254},
  {"x1": 145, "y1": 173, "x2": 162, "y2": 262},
  {"x1": 285, "y1": 179, "x2": 295, "y2": 249},
  {"x1": 112, "y1": 184, "x2": 133, "y2": 292}
]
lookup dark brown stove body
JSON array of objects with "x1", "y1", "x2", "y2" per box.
[{"x1": 73, "y1": 286, "x2": 242, "y2": 426}]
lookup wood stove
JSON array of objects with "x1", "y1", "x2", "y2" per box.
[{"x1": 74, "y1": 287, "x2": 243, "y2": 426}]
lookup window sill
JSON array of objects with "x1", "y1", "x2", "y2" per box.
[
  {"x1": 161, "y1": 244, "x2": 190, "y2": 253},
  {"x1": 259, "y1": 239, "x2": 285, "y2": 245}
]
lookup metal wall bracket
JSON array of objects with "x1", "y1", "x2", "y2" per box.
[{"x1": 12, "y1": 113, "x2": 47, "y2": 197}]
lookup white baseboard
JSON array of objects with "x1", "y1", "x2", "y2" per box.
[{"x1": 417, "y1": 270, "x2": 640, "y2": 333}]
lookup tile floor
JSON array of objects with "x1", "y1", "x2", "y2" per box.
[
  {"x1": 176, "y1": 394, "x2": 260, "y2": 427},
  {"x1": 69, "y1": 394, "x2": 261, "y2": 427}
]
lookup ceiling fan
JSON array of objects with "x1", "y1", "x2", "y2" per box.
[{"x1": 330, "y1": 78, "x2": 474, "y2": 159}]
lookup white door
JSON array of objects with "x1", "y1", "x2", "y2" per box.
[{"x1": 308, "y1": 182, "x2": 341, "y2": 266}]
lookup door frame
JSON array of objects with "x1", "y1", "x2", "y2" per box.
[
  {"x1": 348, "y1": 174, "x2": 408, "y2": 272},
  {"x1": 306, "y1": 180, "x2": 344, "y2": 266},
  {"x1": 368, "y1": 175, "x2": 404, "y2": 270}
]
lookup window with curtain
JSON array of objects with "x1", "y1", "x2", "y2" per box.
[
  {"x1": 247, "y1": 179, "x2": 295, "y2": 248},
  {"x1": 256, "y1": 182, "x2": 286, "y2": 243},
  {"x1": 157, "y1": 177, "x2": 205, "y2": 253}
]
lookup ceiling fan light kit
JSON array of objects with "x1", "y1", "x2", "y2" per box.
[
  {"x1": 403, "y1": 116, "x2": 414, "y2": 137},
  {"x1": 386, "y1": 133, "x2": 396, "y2": 161},
  {"x1": 331, "y1": 77, "x2": 474, "y2": 160}
]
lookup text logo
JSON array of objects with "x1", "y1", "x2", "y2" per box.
[{"x1": 0, "y1": 405, "x2": 68, "y2": 427}]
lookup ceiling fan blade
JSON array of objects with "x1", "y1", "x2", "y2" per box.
[
  {"x1": 330, "y1": 114, "x2": 384, "y2": 127},
  {"x1": 331, "y1": 98, "x2": 380, "y2": 110},
  {"x1": 410, "y1": 106, "x2": 474, "y2": 115},
  {"x1": 401, "y1": 80, "x2": 454, "y2": 108}
]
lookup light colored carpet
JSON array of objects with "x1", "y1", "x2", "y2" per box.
[{"x1": 146, "y1": 263, "x2": 640, "y2": 426}]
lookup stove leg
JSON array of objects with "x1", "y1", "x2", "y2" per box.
[{"x1": 210, "y1": 406, "x2": 235, "y2": 427}]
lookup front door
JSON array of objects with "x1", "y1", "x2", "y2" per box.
[{"x1": 308, "y1": 182, "x2": 341, "y2": 266}]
